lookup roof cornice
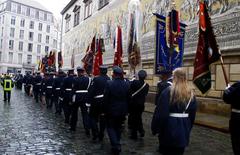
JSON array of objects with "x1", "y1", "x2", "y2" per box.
[{"x1": 61, "y1": 0, "x2": 77, "y2": 15}]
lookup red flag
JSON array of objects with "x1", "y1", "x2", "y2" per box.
[
  {"x1": 93, "y1": 38, "x2": 103, "y2": 76},
  {"x1": 193, "y1": 1, "x2": 221, "y2": 94},
  {"x1": 113, "y1": 26, "x2": 123, "y2": 67}
]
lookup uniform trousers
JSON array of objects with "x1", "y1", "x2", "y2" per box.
[
  {"x1": 4, "y1": 91, "x2": 11, "y2": 102},
  {"x1": 230, "y1": 114, "x2": 240, "y2": 155},
  {"x1": 106, "y1": 116, "x2": 125, "y2": 153}
]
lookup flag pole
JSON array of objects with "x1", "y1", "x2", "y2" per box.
[{"x1": 220, "y1": 55, "x2": 229, "y2": 86}]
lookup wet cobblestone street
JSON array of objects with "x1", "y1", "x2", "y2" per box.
[{"x1": 0, "y1": 89, "x2": 233, "y2": 155}]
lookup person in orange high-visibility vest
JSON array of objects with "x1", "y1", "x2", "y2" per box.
[{"x1": 1, "y1": 74, "x2": 14, "y2": 102}]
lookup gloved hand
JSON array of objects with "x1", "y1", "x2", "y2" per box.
[{"x1": 225, "y1": 84, "x2": 231, "y2": 90}]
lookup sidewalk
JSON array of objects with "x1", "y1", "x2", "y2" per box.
[{"x1": 145, "y1": 102, "x2": 230, "y2": 133}]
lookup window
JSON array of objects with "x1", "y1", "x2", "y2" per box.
[
  {"x1": 29, "y1": 21, "x2": 34, "y2": 29},
  {"x1": 11, "y1": 16, "x2": 16, "y2": 25},
  {"x1": 46, "y1": 25, "x2": 50, "y2": 33},
  {"x1": 0, "y1": 39, "x2": 3, "y2": 49},
  {"x1": 19, "y1": 41, "x2": 23, "y2": 51},
  {"x1": 65, "y1": 14, "x2": 71, "y2": 32},
  {"x1": 21, "y1": 5, "x2": 26, "y2": 15},
  {"x1": 2, "y1": 15, "x2": 4, "y2": 24},
  {"x1": 9, "y1": 40, "x2": 14, "y2": 50},
  {"x1": 47, "y1": 14, "x2": 52, "y2": 22},
  {"x1": 17, "y1": 4, "x2": 21, "y2": 13},
  {"x1": 30, "y1": 8, "x2": 35, "y2": 17},
  {"x1": 1, "y1": 27, "x2": 3, "y2": 36},
  {"x1": 8, "y1": 52, "x2": 13, "y2": 63},
  {"x1": 53, "y1": 39, "x2": 57, "y2": 48},
  {"x1": 45, "y1": 46, "x2": 49, "y2": 52},
  {"x1": 27, "y1": 55, "x2": 32, "y2": 64},
  {"x1": 39, "y1": 11, "x2": 44, "y2": 20},
  {"x1": 38, "y1": 23, "x2": 43, "y2": 31},
  {"x1": 29, "y1": 32, "x2": 34, "y2": 41},
  {"x1": 84, "y1": 0, "x2": 92, "y2": 19},
  {"x1": 46, "y1": 35, "x2": 49, "y2": 44},
  {"x1": 44, "y1": 13, "x2": 47, "y2": 21},
  {"x1": 20, "y1": 19, "x2": 25, "y2": 27},
  {"x1": 37, "y1": 45, "x2": 41, "y2": 54},
  {"x1": 18, "y1": 53, "x2": 22, "y2": 64},
  {"x1": 35, "y1": 10, "x2": 39, "y2": 19},
  {"x1": 99, "y1": 0, "x2": 109, "y2": 10},
  {"x1": 38, "y1": 34, "x2": 42, "y2": 43},
  {"x1": 28, "y1": 43, "x2": 33, "y2": 52},
  {"x1": 10, "y1": 28, "x2": 15, "y2": 37},
  {"x1": 11, "y1": 3, "x2": 17, "y2": 13},
  {"x1": 73, "y1": 6, "x2": 80, "y2": 27},
  {"x1": 19, "y1": 30, "x2": 24, "y2": 39},
  {"x1": 26, "y1": 7, "x2": 30, "y2": 16}
]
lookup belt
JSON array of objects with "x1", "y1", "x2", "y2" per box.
[
  {"x1": 65, "y1": 89, "x2": 72, "y2": 91},
  {"x1": 232, "y1": 109, "x2": 240, "y2": 113},
  {"x1": 59, "y1": 97, "x2": 63, "y2": 101},
  {"x1": 47, "y1": 86, "x2": 53, "y2": 89},
  {"x1": 94, "y1": 94, "x2": 104, "y2": 98},
  {"x1": 56, "y1": 88, "x2": 60, "y2": 90},
  {"x1": 36, "y1": 83, "x2": 41, "y2": 85},
  {"x1": 169, "y1": 113, "x2": 189, "y2": 118},
  {"x1": 75, "y1": 90, "x2": 88, "y2": 93}
]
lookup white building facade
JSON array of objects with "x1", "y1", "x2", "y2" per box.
[{"x1": 0, "y1": 0, "x2": 58, "y2": 74}]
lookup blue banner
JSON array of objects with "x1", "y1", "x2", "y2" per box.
[{"x1": 154, "y1": 13, "x2": 187, "y2": 75}]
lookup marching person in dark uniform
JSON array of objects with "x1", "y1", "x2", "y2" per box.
[
  {"x1": 151, "y1": 68, "x2": 197, "y2": 155},
  {"x1": 53, "y1": 70, "x2": 65, "y2": 114},
  {"x1": 23, "y1": 72, "x2": 32, "y2": 96},
  {"x1": 62, "y1": 68, "x2": 75, "y2": 124},
  {"x1": 70, "y1": 66, "x2": 91, "y2": 133},
  {"x1": 88, "y1": 65, "x2": 110, "y2": 141},
  {"x1": 1, "y1": 74, "x2": 14, "y2": 102},
  {"x1": 16, "y1": 74, "x2": 23, "y2": 90},
  {"x1": 223, "y1": 82, "x2": 240, "y2": 155},
  {"x1": 33, "y1": 71, "x2": 42, "y2": 103},
  {"x1": 103, "y1": 66, "x2": 131, "y2": 155},
  {"x1": 155, "y1": 71, "x2": 172, "y2": 105},
  {"x1": 128, "y1": 70, "x2": 149, "y2": 140},
  {"x1": 45, "y1": 72, "x2": 54, "y2": 108}
]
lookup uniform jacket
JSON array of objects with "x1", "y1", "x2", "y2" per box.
[
  {"x1": 61, "y1": 75, "x2": 74, "y2": 101},
  {"x1": 103, "y1": 77, "x2": 131, "y2": 117},
  {"x1": 88, "y1": 75, "x2": 110, "y2": 104},
  {"x1": 223, "y1": 81, "x2": 240, "y2": 120},
  {"x1": 72, "y1": 75, "x2": 91, "y2": 103},
  {"x1": 33, "y1": 75, "x2": 42, "y2": 91},
  {"x1": 53, "y1": 76, "x2": 65, "y2": 97},
  {"x1": 155, "y1": 78, "x2": 172, "y2": 105},
  {"x1": 151, "y1": 87, "x2": 197, "y2": 148},
  {"x1": 129, "y1": 79, "x2": 149, "y2": 113}
]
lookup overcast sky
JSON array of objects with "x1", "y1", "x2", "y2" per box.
[{"x1": 35, "y1": 0, "x2": 70, "y2": 19}]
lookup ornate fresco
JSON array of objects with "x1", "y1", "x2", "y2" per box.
[{"x1": 63, "y1": 0, "x2": 240, "y2": 64}]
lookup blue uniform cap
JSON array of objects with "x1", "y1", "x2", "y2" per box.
[
  {"x1": 138, "y1": 70, "x2": 147, "y2": 79},
  {"x1": 113, "y1": 66, "x2": 123, "y2": 75}
]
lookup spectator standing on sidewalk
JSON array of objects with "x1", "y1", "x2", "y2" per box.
[
  {"x1": 1, "y1": 74, "x2": 14, "y2": 102},
  {"x1": 223, "y1": 82, "x2": 240, "y2": 155},
  {"x1": 151, "y1": 68, "x2": 197, "y2": 155}
]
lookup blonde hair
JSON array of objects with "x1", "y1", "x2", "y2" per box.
[{"x1": 170, "y1": 68, "x2": 192, "y2": 104}]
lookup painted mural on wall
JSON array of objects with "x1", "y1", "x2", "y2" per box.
[{"x1": 63, "y1": 0, "x2": 240, "y2": 63}]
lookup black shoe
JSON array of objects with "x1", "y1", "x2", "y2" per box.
[
  {"x1": 139, "y1": 131, "x2": 145, "y2": 137},
  {"x1": 129, "y1": 135, "x2": 138, "y2": 140},
  {"x1": 85, "y1": 129, "x2": 90, "y2": 136},
  {"x1": 69, "y1": 127, "x2": 76, "y2": 131}
]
